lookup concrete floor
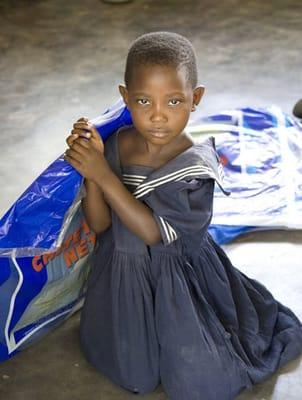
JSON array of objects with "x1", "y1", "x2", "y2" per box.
[{"x1": 0, "y1": 0, "x2": 302, "y2": 399}]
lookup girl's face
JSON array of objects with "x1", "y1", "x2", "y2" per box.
[{"x1": 119, "y1": 64, "x2": 204, "y2": 146}]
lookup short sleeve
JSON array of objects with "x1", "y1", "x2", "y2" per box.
[
  {"x1": 143, "y1": 178, "x2": 215, "y2": 246},
  {"x1": 103, "y1": 133, "x2": 116, "y2": 168}
]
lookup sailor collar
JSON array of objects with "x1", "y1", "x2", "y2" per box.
[{"x1": 114, "y1": 128, "x2": 230, "y2": 199}]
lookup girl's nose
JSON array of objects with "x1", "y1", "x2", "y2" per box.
[{"x1": 150, "y1": 103, "x2": 168, "y2": 122}]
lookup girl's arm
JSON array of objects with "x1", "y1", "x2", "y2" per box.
[
  {"x1": 81, "y1": 178, "x2": 111, "y2": 234},
  {"x1": 96, "y1": 166, "x2": 162, "y2": 246},
  {"x1": 65, "y1": 120, "x2": 161, "y2": 245},
  {"x1": 66, "y1": 118, "x2": 111, "y2": 234}
]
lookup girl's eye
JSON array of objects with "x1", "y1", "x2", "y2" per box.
[
  {"x1": 169, "y1": 99, "x2": 181, "y2": 106},
  {"x1": 137, "y1": 99, "x2": 150, "y2": 105}
]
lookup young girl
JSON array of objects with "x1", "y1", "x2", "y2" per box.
[{"x1": 64, "y1": 32, "x2": 302, "y2": 400}]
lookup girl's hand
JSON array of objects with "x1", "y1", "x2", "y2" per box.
[
  {"x1": 66, "y1": 117, "x2": 104, "y2": 154},
  {"x1": 64, "y1": 136, "x2": 109, "y2": 183}
]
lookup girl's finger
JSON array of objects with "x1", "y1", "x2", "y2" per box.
[
  {"x1": 64, "y1": 152, "x2": 82, "y2": 169},
  {"x1": 72, "y1": 138, "x2": 90, "y2": 152},
  {"x1": 65, "y1": 147, "x2": 84, "y2": 163},
  {"x1": 87, "y1": 126, "x2": 104, "y2": 152},
  {"x1": 89, "y1": 125, "x2": 101, "y2": 140},
  {"x1": 76, "y1": 117, "x2": 89, "y2": 123},
  {"x1": 73, "y1": 121, "x2": 92, "y2": 130},
  {"x1": 66, "y1": 134, "x2": 79, "y2": 147},
  {"x1": 71, "y1": 128, "x2": 91, "y2": 138},
  {"x1": 73, "y1": 123, "x2": 95, "y2": 139},
  {"x1": 78, "y1": 124, "x2": 101, "y2": 141}
]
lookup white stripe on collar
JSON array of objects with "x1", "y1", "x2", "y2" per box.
[
  {"x1": 123, "y1": 178, "x2": 146, "y2": 183},
  {"x1": 133, "y1": 165, "x2": 212, "y2": 195},
  {"x1": 123, "y1": 180, "x2": 141, "y2": 186},
  {"x1": 122, "y1": 173, "x2": 147, "y2": 186},
  {"x1": 133, "y1": 166, "x2": 226, "y2": 199},
  {"x1": 123, "y1": 174, "x2": 147, "y2": 179},
  {"x1": 133, "y1": 165, "x2": 223, "y2": 197}
]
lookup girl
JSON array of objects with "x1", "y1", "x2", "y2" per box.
[{"x1": 64, "y1": 32, "x2": 302, "y2": 400}]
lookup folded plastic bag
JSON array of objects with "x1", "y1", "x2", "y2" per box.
[
  {"x1": 0, "y1": 99, "x2": 132, "y2": 258},
  {"x1": 187, "y1": 105, "x2": 302, "y2": 243},
  {"x1": 0, "y1": 208, "x2": 96, "y2": 361},
  {"x1": 0, "y1": 99, "x2": 131, "y2": 361}
]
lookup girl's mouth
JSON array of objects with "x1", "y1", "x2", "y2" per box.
[{"x1": 148, "y1": 130, "x2": 169, "y2": 138}]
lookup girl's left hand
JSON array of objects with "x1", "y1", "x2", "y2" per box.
[
  {"x1": 64, "y1": 135, "x2": 109, "y2": 184},
  {"x1": 70, "y1": 118, "x2": 104, "y2": 154}
]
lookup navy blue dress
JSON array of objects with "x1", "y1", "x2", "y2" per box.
[{"x1": 80, "y1": 128, "x2": 302, "y2": 400}]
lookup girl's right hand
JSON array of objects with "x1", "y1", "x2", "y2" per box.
[{"x1": 66, "y1": 117, "x2": 104, "y2": 154}]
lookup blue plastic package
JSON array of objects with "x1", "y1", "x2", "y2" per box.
[
  {"x1": 0, "y1": 99, "x2": 131, "y2": 361},
  {"x1": 188, "y1": 105, "x2": 302, "y2": 243}
]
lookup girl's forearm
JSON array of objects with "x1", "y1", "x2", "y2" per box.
[
  {"x1": 81, "y1": 178, "x2": 112, "y2": 234},
  {"x1": 95, "y1": 169, "x2": 161, "y2": 246}
]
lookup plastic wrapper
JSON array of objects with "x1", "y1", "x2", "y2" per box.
[
  {"x1": 187, "y1": 105, "x2": 302, "y2": 243},
  {"x1": 0, "y1": 99, "x2": 131, "y2": 361},
  {"x1": 0, "y1": 99, "x2": 132, "y2": 258}
]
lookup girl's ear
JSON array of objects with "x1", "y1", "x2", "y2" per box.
[
  {"x1": 119, "y1": 84, "x2": 129, "y2": 107},
  {"x1": 191, "y1": 85, "x2": 205, "y2": 111}
]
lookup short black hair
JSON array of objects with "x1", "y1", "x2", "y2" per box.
[{"x1": 124, "y1": 31, "x2": 198, "y2": 89}]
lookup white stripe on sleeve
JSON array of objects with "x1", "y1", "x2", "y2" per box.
[{"x1": 158, "y1": 216, "x2": 178, "y2": 245}]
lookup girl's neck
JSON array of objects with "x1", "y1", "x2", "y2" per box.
[
  {"x1": 137, "y1": 130, "x2": 194, "y2": 157},
  {"x1": 118, "y1": 127, "x2": 195, "y2": 170}
]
